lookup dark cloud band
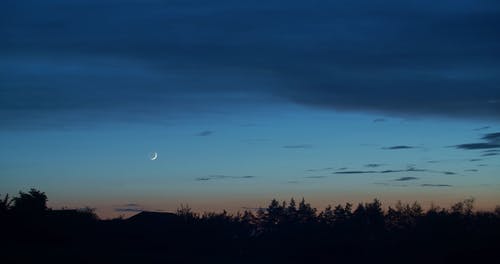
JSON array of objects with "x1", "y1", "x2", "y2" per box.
[{"x1": 2, "y1": 0, "x2": 500, "y2": 128}]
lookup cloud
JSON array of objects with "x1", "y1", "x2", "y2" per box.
[
  {"x1": 456, "y1": 143, "x2": 500, "y2": 150},
  {"x1": 382, "y1": 146, "x2": 416, "y2": 150},
  {"x1": 333, "y1": 170, "x2": 378, "y2": 174},
  {"x1": 195, "y1": 177, "x2": 211, "y2": 181},
  {"x1": 382, "y1": 167, "x2": 427, "y2": 174},
  {"x1": 481, "y1": 152, "x2": 499, "y2": 157},
  {"x1": 333, "y1": 167, "x2": 455, "y2": 175},
  {"x1": 420, "y1": 184, "x2": 452, "y2": 187},
  {"x1": 379, "y1": 170, "x2": 405, "y2": 174},
  {"x1": 305, "y1": 167, "x2": 334, "y2": 172},
  {"x1": 114, "y1": 208, "x2": 143, "y2": 213},
  {"x1": 394, "y1": 177, "x2": 419, "y2": 181},
  {"x1": 473, "y1": 126, "x2": 491, "y2": 131},
  {"x1": 196, "y1": 175, "x2": 256, "y2": 181},
  {"x1": 304, "y1": 176, "x2": 327, "y2": 179},
  {"x1": 482, "y1": 132, "x2": 500, "y2": 143},
  {"x1": 481, "y1": 149, "x2": 500, "y2": 156},
  {"x1": 123, "y1": 203, "x2": 140, "y2": 207},
  {"x1": 196, "y1": 130, "x2": 214, "y2": 137},
  {"x1": 365, "y1": 163, "x2": 383, "y2": 168},
  {"x1": 455, "y1": 132, "x2": 500, "y2": 150},
  {"x1": 2, "y1": 0, "x2": 500, "y2": 129},
  {"x1": 283, "y1": 144, "x2": 312, "y2": 149},
  {"x1": 114, "y1": 203, "x2": 143, "y2": 212},
  {"x1": 483, "y1": 149, "x2": 500, "y2": 153}
]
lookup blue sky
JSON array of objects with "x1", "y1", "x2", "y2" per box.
[
  {"x1": 1, "y1": 0, "x2": 499, "y2": 217},
  {"x1": 1, "y1": 104, "x2": 498, "y2": 217}
]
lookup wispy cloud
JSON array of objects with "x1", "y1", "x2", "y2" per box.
[
  {"x1": 333, "y1": 167, "x2": 455, "y2": 176},
  {"x1": 473, "y1": 126, "x2": 490, "y2": 131},
  {"x1": 420, "y1": 184, "x2": 452, "y2": 187},
  {"x1": 305, "y1": 167, "x2": 335, "y2": 172},
  {"x1": 483, "y1": 149, "x2": 500, "y2": 153},
  {"x1": 382, "y1": 145, "x2": 416, "y2": 150},
  {"x1": 334, "y1": 170, "x2": 378, "y2": 174},
  {"x1": 456, "y1": 143, "x2": 500, "y2": 150},
  {"x1": 381, "y1": 168, "x2": 426, "y2": 174},
  {"x1": 114, "y1": 203, "x2": 144, "y2": 213},
  {"x1": 196, "y1": 130, "x2": 214, "y2": 137},
  {"x1": 394, "y1": 177, "x2": 419, "y2": 181},
  {"x1": 195, "y1": 175, "x2": 256, "y2": 181},
  {"x1": 482, "y1": 149, "x2": 500, "y2": 157},
  {"x1": 365, "y1": 163, "x2": 383, "y2": 168},
  {"x1": 195, "y1": 177, "x2": 211, "y2": 181},
  {"x1": 483, "y1": 132, "x2": 500, "y2": 144},
  {"x1": 114, "y1": 208, "x2": 143, "y2": 212},
  {"x1": 455, "y1": 132, "x2": 500, "y2": 150},
  {"x1": 304, "y1": 176, "x2": 327, "y2": 179},
  {"x1": 123, "y1": 203, "x2": 140, "y2": 207}
]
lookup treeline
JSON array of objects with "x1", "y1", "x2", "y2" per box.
[{"x1": 1, "y1": 189, "x2": 500, "y2": 263}]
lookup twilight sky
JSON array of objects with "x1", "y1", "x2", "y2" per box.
[{"x1": 1, "y1": 0, "x2": 499, "y2": 218}]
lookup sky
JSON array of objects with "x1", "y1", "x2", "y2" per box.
[{"x1": 1, "y1": 0, "x2": 499, "y2": 218}]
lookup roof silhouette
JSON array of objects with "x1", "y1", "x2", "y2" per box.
[{"x1": 126, "y1": 211, "x2": 182, "y2": 225}]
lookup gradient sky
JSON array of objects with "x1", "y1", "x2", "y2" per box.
[{"x1": 1, "y1": 0, "x2": 499, "y2": 218}]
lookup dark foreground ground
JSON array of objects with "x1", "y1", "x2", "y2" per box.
[{"x1": 1, "y1": 190, "x2": 500, "y2": 263}]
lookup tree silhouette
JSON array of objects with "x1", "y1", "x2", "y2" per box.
[
  {"x1": 387, "y1": 201, "x2": 423, "y2": 230},
  {"x1": 177, "y1": 203, "x2": 197, "y2": 223},
  {"x1": 0, "y1": 193, "x2": 12, "y2": 215},
  {"x1": 11, "y1": 188, "x2": 47, "y2": 215},
  {"x1": 297, "y1": 198, "x2": 316, "y2": 224},
  {"x1": 2, "y1": 189, "x2": 500, "y2": 263},
  {"x1": 451, "y1": 198, "x2": 475, "y2": 215},
  {"x1": 319, "y1": 205, "x2": 334, "y2": 225},
  {"x1": 286, "y1": 198, "x2": 298, "y2": 223},
  {"x1": 333, "y1": 202, "x2": 353, "y2": 224},
  {"x1": 258, "y1": 198, "x2": 290, "y2": 233}
]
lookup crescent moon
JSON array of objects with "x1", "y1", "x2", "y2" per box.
[{"x1": 150, "y1": 152, "x2": 158, "y2": 161}]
